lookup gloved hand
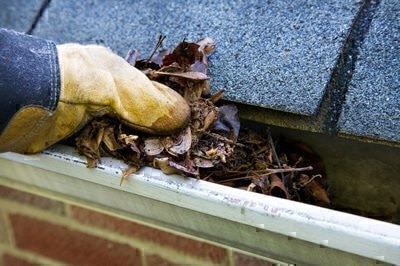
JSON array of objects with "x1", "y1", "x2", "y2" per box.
[{"x1": 0, "y1": 44, "x2": 190, "y2": 154}]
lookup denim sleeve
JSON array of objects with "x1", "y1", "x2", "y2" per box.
[{"x1": 0, "y1": 28, "x2": 60, "y2": 133}]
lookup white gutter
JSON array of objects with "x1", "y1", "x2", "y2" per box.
[{"x1": 0, "y1": 145, "x2": 399, "y2": 265}]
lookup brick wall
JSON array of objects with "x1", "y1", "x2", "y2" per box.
[{"x1": 0, "y1": 184, "x2": 274, "y2": 266}]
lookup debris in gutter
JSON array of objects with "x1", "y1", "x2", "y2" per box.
[{"x1": 69, "y1": 37, "x2": 330, "y2": 208}]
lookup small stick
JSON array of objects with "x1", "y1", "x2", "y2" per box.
[
  {"x1": 203, "y1": 132, "x2": 245, "y2": 147},
  {"x1": 217, "y1": 175, "x2": 250, "y2": 183},
  {"x1": 299, "y1": 174, "x2": 322, "y2": 188},
  {"x1": 267, "y1": 130, "x2": 285, "y2": 182},
  {"x1": 201, "y1": 173, "x2": 213, "y2": 181},
  {"x1": 217, "y1": 166, "x2": 313, "y2": 184},
  {"x1": 146, "y1": 35, "x2": 166, "y2": 66},
  {"x1": 259, "y1": 166, "x2": 313, "y2": 175}
]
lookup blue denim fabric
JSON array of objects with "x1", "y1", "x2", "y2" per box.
[{"x1": 0, "y1": 28, "x2": 60, "y2": 133}]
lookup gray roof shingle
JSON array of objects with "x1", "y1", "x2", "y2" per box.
[
  {"x1": 338, "y1": 0, "x2": 400, "y2": 143},
  {"x1": 0, "y1": 0, "x2": 43, "y2": 33},
  {"x1": 1, "y1": 0, "x2": 398, "y2": 145},
  {"x1": 33, "y1": 0, "x2": 361, "y2": 115}
]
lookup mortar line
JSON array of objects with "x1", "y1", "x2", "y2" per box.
[
  {"x1": 0, "y1": 209, "x2": 16, "y2": 248},
  {"x1": 320, "y1": 0, "x2": 381, "y2": 134},
  {"x1": 227, "y1": 248, "x2": 234, "y2": 266},
  {"x1": 0, "y1": 243, "x2": 66, "y2": 266},
  {"x1": 140, "y1": 247, "x2": 147, "y2": 266},
  {"x1": 26, "y1": 0, "x2": 52, "y2": 35}
]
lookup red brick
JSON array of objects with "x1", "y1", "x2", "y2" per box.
[
  {"x1": 0, "y1": 211, "x2": 9, "y2": 244},
  {"x1": 233, "y1": 252, "x2": 274, "y2": 266},
  {"x1": 2, "y1": 253, "x2": 38, "y2": 266},
  {"x1": 145, "y1": 254, "x2": 180, "y2": 266},
  {"x1": 70, "y1": 205, "x2": 228, "y2": 264},
  {"x1": 9, "y1": 214, "x2": 142, "y2": 266},
  {"x1": 0, "y1": 185, "x2": 65, "y2": 215}
]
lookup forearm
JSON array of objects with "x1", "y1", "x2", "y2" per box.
[{"x1": 0, "y1": 28, "x2": 60, "y2": 133}]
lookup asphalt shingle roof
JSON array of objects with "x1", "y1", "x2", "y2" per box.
[
  {"x1": 338, "y1": 0, "x2": 400, "y2": 143},
  {"x1": 0, "y1": 0, "x2": 42, "y2": 33},
  {"x1": 1, "y1": 0, "x2": 399, "y2": 146},
  {"x1": 32, "y1": 0, "x2": 361, "y2": 116}
]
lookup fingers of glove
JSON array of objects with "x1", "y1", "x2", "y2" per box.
[
  {"x1": 123, "y1": 81, "x2": 191, "y2": 134},
  {"x1": 58, "y1": 44, "x2": 190, "y2": 133}
]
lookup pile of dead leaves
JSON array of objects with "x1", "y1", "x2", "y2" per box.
[{"x1": 70, "y1": 37, "x2": 330, "y2": 208}]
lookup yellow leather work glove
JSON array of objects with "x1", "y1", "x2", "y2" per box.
[{"x1": 0, "y1": 44, "x2": 190, "y2": 154}]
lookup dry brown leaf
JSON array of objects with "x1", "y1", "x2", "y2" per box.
[
  {"x1": 193, "y1": 157, "x2": 214, "y2": 168},
  {"x1": 162, "y1": 41, "x2": 200, "y2": 67},
  {"x1": 153, "y1": 71, "x2": 209, "y2": 81},
  {"x1": 143, "y1": 137, "x2": 164, "y2": 156},
  {"x1": 210, "y1": 89, "x2": 225, "y2": 103},
  {"x1": 86, "y1": 158, "x2": 97, "y2": 168},
  {"x1": 167, "y1": 127, "x2": 192, "y2": 156},
  {"x1": 125, "y1": 49, "x2": 139, "y2": 66},
  {"x1": 199, "y1": 109, "x2": 218, "y2": 132},
  {"x1": 212, "y1": 105, "x2": 240, "y2": 140},
  {"x1": 196, "y1": 37, "x2": 216, "y2": 55},
  {"x1": 269, "y1": 174, "x2": 289, "y2": 199},
  {"x1": 153, "y1": 157, "x2": 182, "y2": 175},
  {"x1": 102, "y1": 126, "x2": 121, "y2": 151},
  {"x1": 169, "y1": 160, "x2": 199, "y2": 176},
  {"x1": 298, "y1": 174, "x2": 330, "y2": 206},
  {"x1": 120, "y1": 165, "x2": 139, "y2": 186},
  {"x1": 119, "y1": 134, "x2": 138, "y2": 145},
  {"x1": 205, "y1": 147, "x2": 217, "y2": 157}
]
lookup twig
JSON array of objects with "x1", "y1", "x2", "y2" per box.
[
  {"x1": 267, "y1": 129, "x2": 285, "y2": 182},
  {"x1": 216, "y1": 175, "x2": 250, "y2": 183},
  {"x1": 299, "y1": 174, "x2": 322, "y2": 188},
  {"x1": 203, "y1": 132, "x2": 245, "y2": 147},
  {"x1": 262, "y1": 166, "x2": 313, "y2": 175},
  {"x1": 217, "y1": 166, "x2": 313, "y2": 184},
  {"x1": 201, "y1": 173, "x2": 213, "y2": 181},
  {"x1": 293, "y1": 156, "x2": 303, "y2": 167},
  {"x1": 146, "y1": 35, "x2": 166, "y2": 66}
]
